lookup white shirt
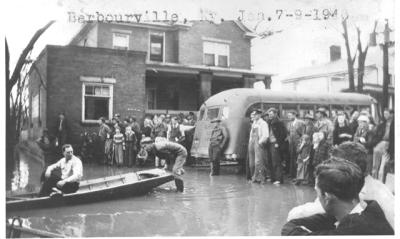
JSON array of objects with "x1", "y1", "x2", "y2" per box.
[
  {"x1": 47, "y1": 155, "x2": 83, "y2": 183},
  {"x1": 251, "y1": 118, "x2": 269, "y2": 144}
]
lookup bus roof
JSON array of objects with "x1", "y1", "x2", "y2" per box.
[{"x1": 203, "y1": 88, "x2": 376, "y2": 107}]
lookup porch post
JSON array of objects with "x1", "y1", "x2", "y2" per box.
[
  {"x1": 199, "y1": 71, "x2": 212, "y2": 104},
  {"x1": 243, "y1": 74, "x2": 256, "y2": 88},
  {"x1": 263, "y1": 76, "x2": 272, "y2": 89}
]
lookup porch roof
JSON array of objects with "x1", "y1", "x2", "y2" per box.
[{"x1": 146, "y1": 61, "x2": 273, "y2": 79}]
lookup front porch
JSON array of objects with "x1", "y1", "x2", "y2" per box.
[{"x1": 145, "y1": 62, "x2": 272, "y2": 113}]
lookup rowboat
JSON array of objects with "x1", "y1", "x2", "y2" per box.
[{"x1": 6, "y1": 168, "x2": 175, "y2": 211}]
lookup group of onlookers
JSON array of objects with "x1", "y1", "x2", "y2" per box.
[
  {"x1": 95, "y1": 112, "x2": 196, "y2": 167},
  {"x1": 246, "y1": 106, "x2": 395, "y2": 188}
]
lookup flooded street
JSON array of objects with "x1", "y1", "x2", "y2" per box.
[{"x1": 6, "y1": 148, "x2": 316, "y2": 237}]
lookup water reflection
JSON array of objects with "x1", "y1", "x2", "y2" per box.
[{"x1": 7, "y1": 149, "x2": 316, "y2": 236}]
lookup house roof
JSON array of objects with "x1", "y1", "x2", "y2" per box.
[
  {"x1": 69, "y1": 20, "x2": 257, "y2": 45},
  {"x1": 146, "y1": 61, "x2": 272, "y2": 78},
  {"x1": 282, "y1": 45, "x2": 394, "y2": 82}
]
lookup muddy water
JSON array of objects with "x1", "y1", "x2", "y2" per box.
[{"x1": 6, "y1": 150, "x2": 316, "y2": 237}]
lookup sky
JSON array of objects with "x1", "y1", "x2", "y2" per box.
[{"x1": 2, "y1": 0, "x2": 396, "y2": 89}]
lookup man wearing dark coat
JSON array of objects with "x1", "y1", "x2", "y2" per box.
[
  {"x1": 281, "y1": 159, "x2": 393, "y2": 235},
  {"x1": 208, "y1": 119, "x2": 229, "y2": 176},
  {"x1": 265, "y1": 108, "x2": 288, "y2": 184}
]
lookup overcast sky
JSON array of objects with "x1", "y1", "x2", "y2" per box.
[{"x1": 3, "y1": 0, "x2": 395, "y2": 89}]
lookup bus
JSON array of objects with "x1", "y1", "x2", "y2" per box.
[{"x1": 190, "y1": 88, "x2": 378, "y2": 164}]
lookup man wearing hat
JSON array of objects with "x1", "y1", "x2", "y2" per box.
[
  {"x1": 315, "y1": 107, "x2": 334, "y2": 144},
  {"x1": 304, "y1": 113, "x2": 315, "y2": 138},
  {"x1": 140, "y1": 137, "x2": 186, "y2": 192},
  {"x1": 208, "y1": 119, "x2": 229, "y2": 176},
  {"x1": 287, "y1": 110, "x2": 306, "y2": 179},
  {"x1": 266, "y1": 108, "x2": 288, "y2": 184},
  {"x1": 248, "y1": 109, "x2": 269, "y2": 182}
]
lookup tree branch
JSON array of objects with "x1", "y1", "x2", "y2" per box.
[{"x1": 8, "y1": 20, "x2": 55, "y2": 93}]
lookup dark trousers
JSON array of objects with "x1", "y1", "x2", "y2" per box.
[
  {"x1": 39, "y1": 169, "x2": 79, "y2": 197},
  {"x1": 209, "y1": 145, "x2": 222, "y2": 175},
  {"x1": 268, "y1": 143, "x2": 283, "y2": 182}
]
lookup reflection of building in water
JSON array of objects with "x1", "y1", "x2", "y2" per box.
[
  {"x1": 11, "y1": 159, "x2": 29, "y2": 191},
  {"x1": 22, "y1": 214, "x2": 85, "y2": 237},
  {"x1": 84, "y1": 213, "x2": 115, "y2": 237}
]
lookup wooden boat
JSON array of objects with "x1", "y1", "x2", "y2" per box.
[
  {"x1": 6, "y1": 218, "x2": 65, "y2": 238},
  {"x1": 6, "y1": 168, "x2": 175, "y2": 211}
]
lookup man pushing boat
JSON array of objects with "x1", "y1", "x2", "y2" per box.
[
  {"x1": 139, "y1": 137, "x2": 185, "y2": 192},
  {"x1": 39, "y1": 144, "x2": 83, "y2": 196}
]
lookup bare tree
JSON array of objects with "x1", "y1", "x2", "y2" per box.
[
  {"x1": 356, "y1": 21, "x2": 378, "y2": 93},
  {"x1": 5, "y1": 21, "x2": 55, "y2": 164},
  {"x1": 341, "y1": 16, "x2": 357, "y2": 92}
]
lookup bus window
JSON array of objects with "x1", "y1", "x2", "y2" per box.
[
  {"x1": 344, "y1": 105, "x2": 358, "y2": 118},
  {"x1": 245, "y1": 103, "x2": 262, "y2": 117},
  {"x1": 199, "y1": 108, "x2": 206, "y2": 120},
  {"x1": 331, "y1": 105, "x2": 344, "y2": 120},
  {"x1": 206, "y1": 108, "x2": 220, "y2": 121},
  {"x1": 317, "y1": 105, "x2": 330, "y2": 118},
  {"x1": 261, "y1": 103, "x2": 279, "y2": 114},
  {"x1": 281, "y1": 103, "x2": 298, "y2": 119},
  {"x1": 299, "y1": 104, "x2": 314, "y2": 119},
  {"x1": 371, "y1": 103, "x2": 378, "y2": 122}
]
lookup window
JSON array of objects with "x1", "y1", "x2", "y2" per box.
[
  {"x1": 281, "y1": 103, "x2": 298, "y2": 119},
  {"x1": 149, "y1": 34, "x2": 164, "y2": 62},
  {"x1": 299, "y1": 104, "x2": 315, "y2": 119},
  {"x1": 82, "y1": 83, "x2": 113, "y2": 122},
  {"x1": 203, "y1": 41, "x2": 229, "y2": 67},
  {"x1": 113, "y1": 32, "x2": 129, "y2": 50},
  {"x1": 245, "y1": 103, "x2": 262, "y2": 117},
  {"x1": 147, "y1": 88, "x2": 157, "y2": 109},
  {"x1": 389, "y1": 74, "x2": 394, "y2": 86},
  {"x1": 206, "y1": 108, "x2": 220, "y2": 121}
]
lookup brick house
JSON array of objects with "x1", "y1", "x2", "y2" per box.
[{"x1": 28, "y1": 20, "x2": 272, "y2": 144}]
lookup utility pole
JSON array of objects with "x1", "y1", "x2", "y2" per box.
[{"x1": 382, "y1": 19, "x2": 390, "y2": 115}]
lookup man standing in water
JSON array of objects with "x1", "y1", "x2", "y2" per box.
[
  {"x1": 39, "y1": 144, "x2": 83, "y2": 196},
  {"x1": 140, "y1": 138, "x2": 186, "y2": 192},
  {"x1": 208, "y1": 119, "x2": 229, "y2": 176}
]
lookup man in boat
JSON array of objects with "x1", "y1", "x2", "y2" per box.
[
  {"x1": 38, "y1": 144, "x2": 83, "y2": 196},
  {"x1": 140, "y1": 137, "x2": 186, "y2": 192}
]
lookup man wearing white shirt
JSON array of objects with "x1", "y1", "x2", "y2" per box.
[
  {"x1": 39, "y1": 144, "x2": 83, "y2": 196},
  {"x1": 247, "y1": 109, "x2": 269, "y2": 183}
]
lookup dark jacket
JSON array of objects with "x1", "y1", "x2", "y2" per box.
[
  {"x1": 388, "y1": 120, "x2": 394, "y2": 160},
  {"x1": 268, "y1": 117, "x2": 287, "y2": 148},
  {"x1": 370, "y1": 120, "x2": 391, "y2": 148},
  {"x1": 281, "y1": 200, "x2": 394, "y2": 235}
]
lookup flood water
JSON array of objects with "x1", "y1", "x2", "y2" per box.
[{"x1": 6, "y1": 148, "x2": 316, "y2": 237}]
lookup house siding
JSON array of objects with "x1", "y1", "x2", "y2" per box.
[
  {"x1": 32, "y1": 45, "x2": 147, "y2": 144},
  {"x1": 178, "y1": 21, "x2": 251, "y2": 69}
]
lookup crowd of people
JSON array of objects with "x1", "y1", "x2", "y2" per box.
[
  {"x1": 246, "y1": 107, "x2": 395, "y2": 188},
  {"x1": 94, "y1": 112, "x2": 196, "y2": 167}
]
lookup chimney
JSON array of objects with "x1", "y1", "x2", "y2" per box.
[{"x1": 329, "y1": 45, "x2": 341, "y2": 61}]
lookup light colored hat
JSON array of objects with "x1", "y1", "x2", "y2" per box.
[
  {"x1": 140, "y1": 137, "x2": 154, "y2": 144},
  {"x1": 155, "y1": 137, "x2": 167, "y2": 143},
  {"x1": 357, "y1": 115, "x2": 370, "y2": 123}
]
